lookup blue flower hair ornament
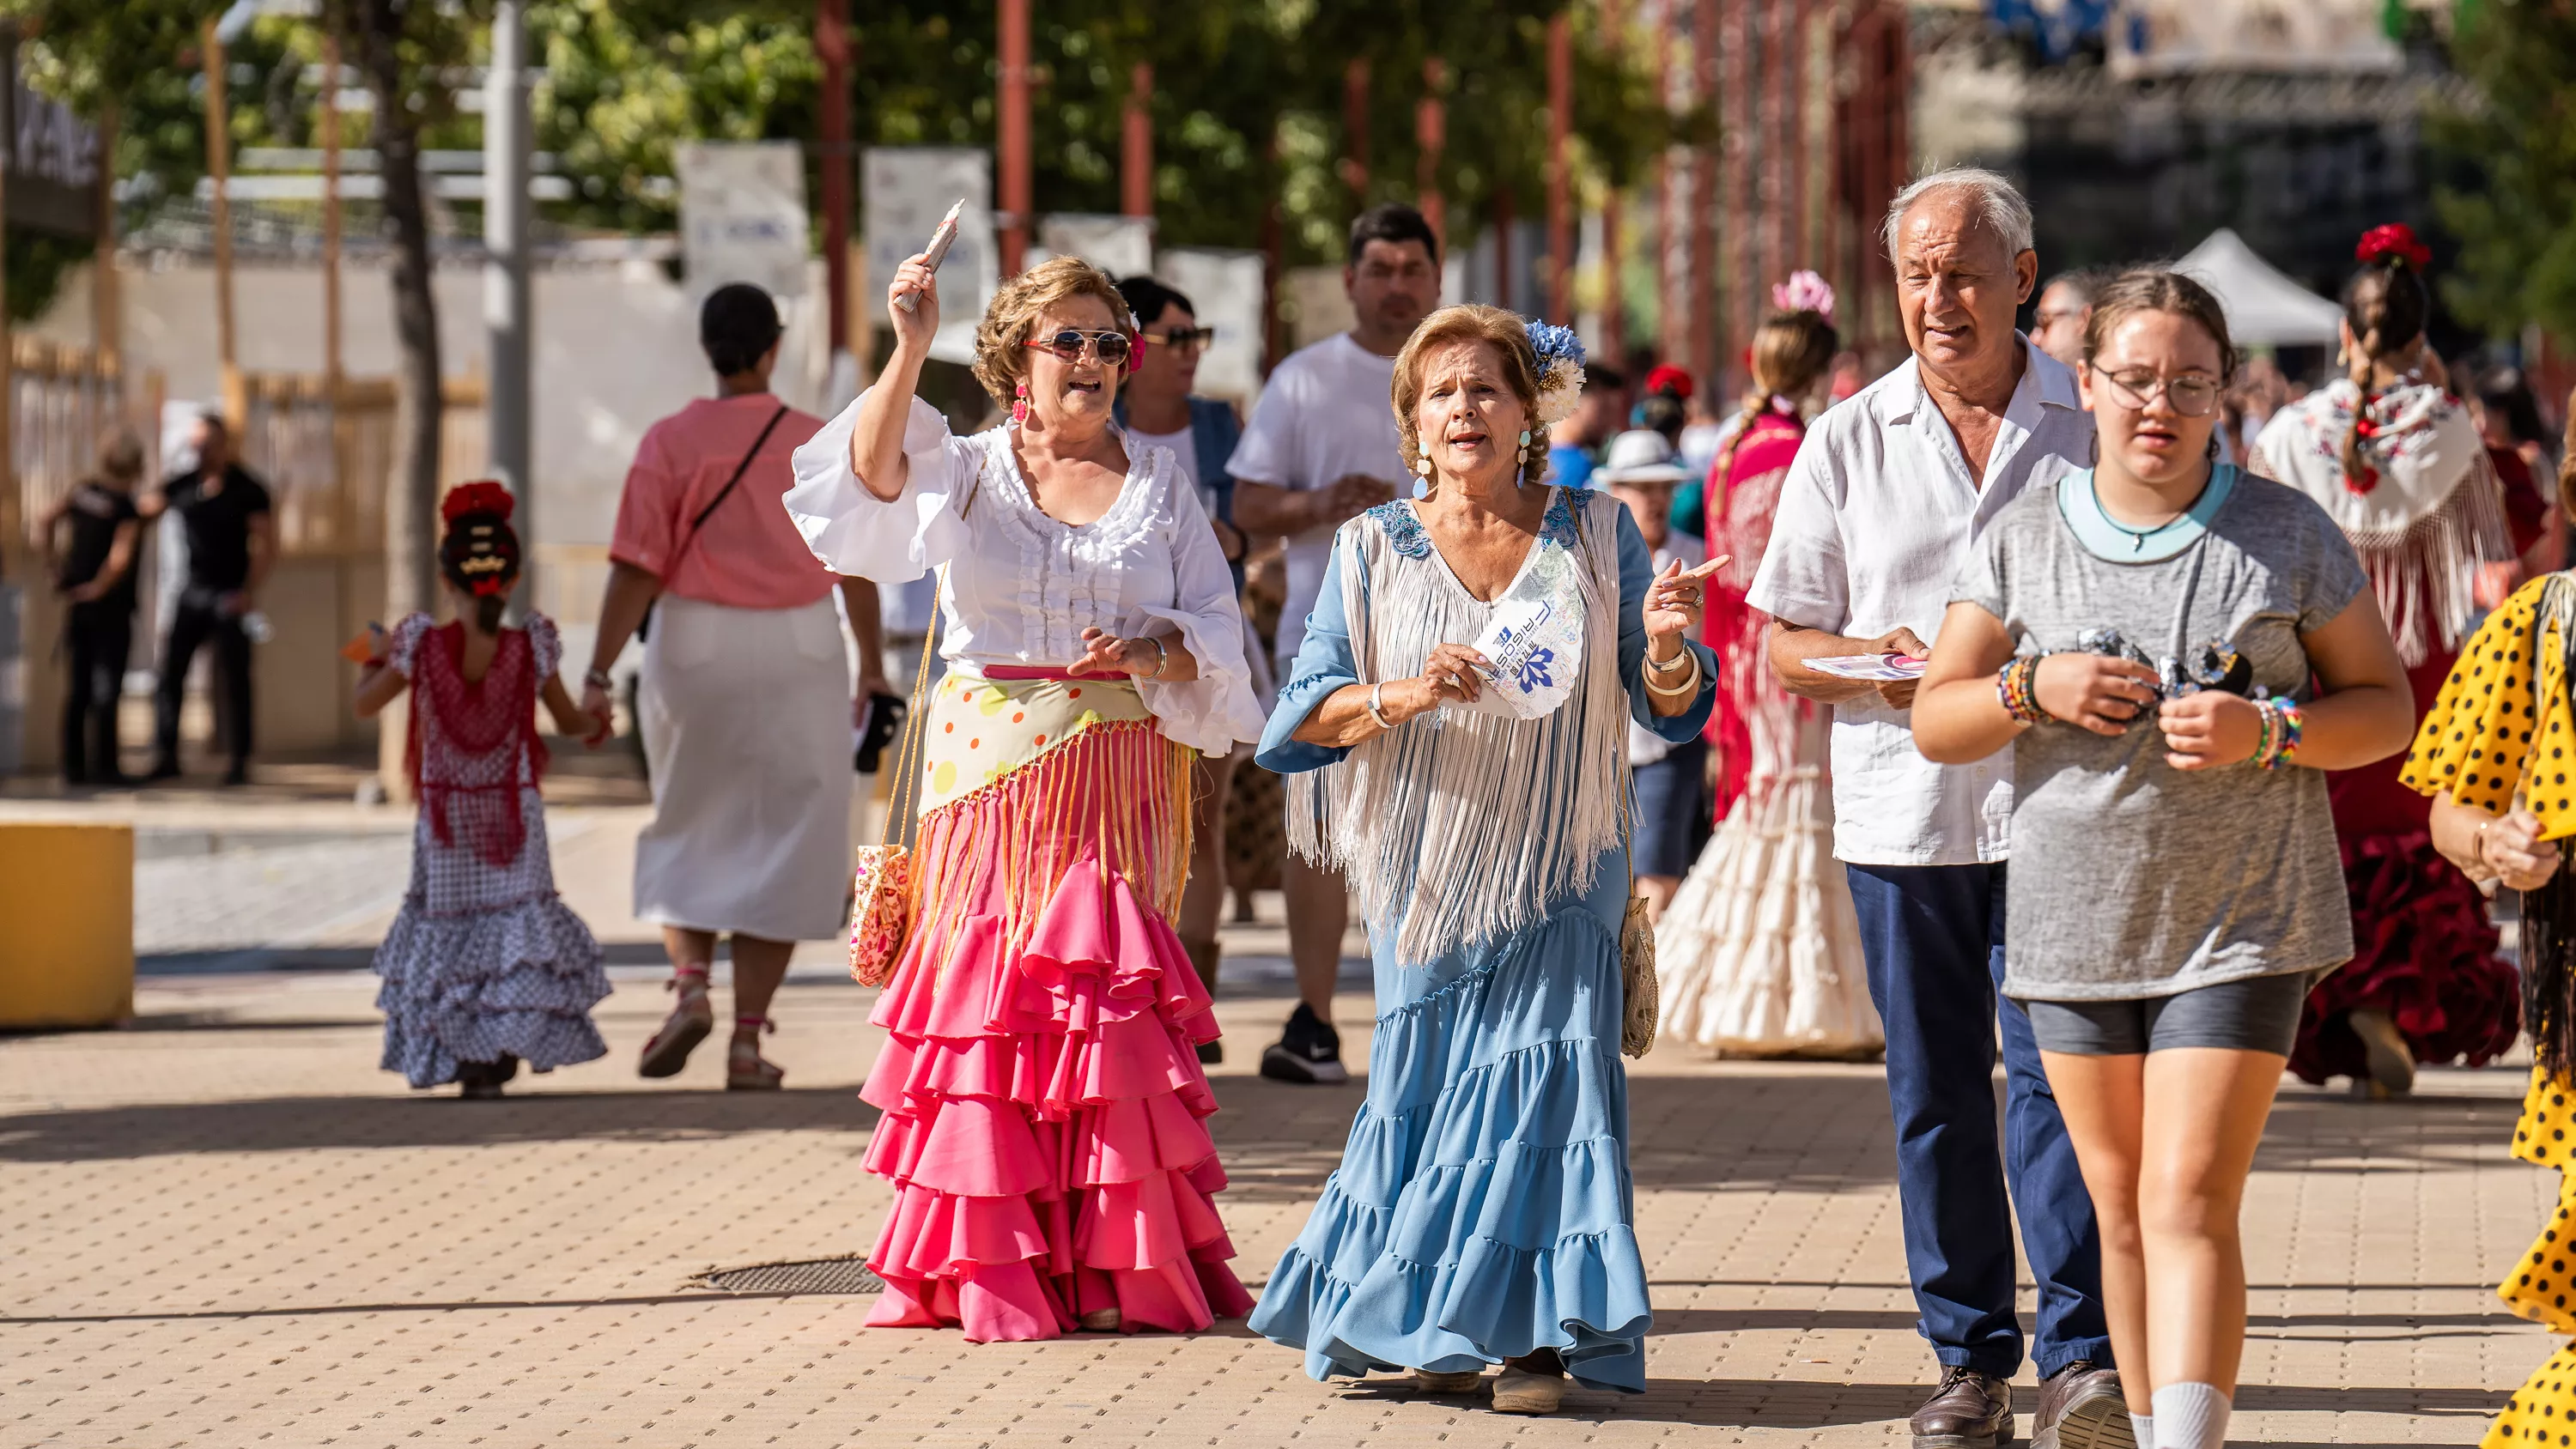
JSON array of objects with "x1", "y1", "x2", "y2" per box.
[{"x1": 1525, "y1": 318, "x2": 1589, "y2": 429}]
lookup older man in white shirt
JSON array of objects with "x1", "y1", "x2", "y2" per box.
[{"x1": 1748, "y1": 170, "x2": 2128, "y2": 1449}]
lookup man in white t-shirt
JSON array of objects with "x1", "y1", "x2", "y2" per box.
[{"x1": 1226, "y1": 203, "x2": 1440, "y2": 1084}]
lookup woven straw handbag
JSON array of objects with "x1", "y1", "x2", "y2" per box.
[{"x1": 848, "y1": 573, "x2": 945, "y2": 987}]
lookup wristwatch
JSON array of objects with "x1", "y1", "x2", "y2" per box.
[{"x1": 583, "y1": 666, "x2": 614, "y2": 690}]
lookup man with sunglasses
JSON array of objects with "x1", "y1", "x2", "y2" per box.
[
  {"x1": 1228, "y1": 202, "x2": 1442, "y2": 1085},
  {"x1": 1115, "y1": 274, "x2": 1255, "y2": 1052}
]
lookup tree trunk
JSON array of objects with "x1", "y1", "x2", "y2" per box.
[{"x1": 350, "y1": 0, "x2": 440, "y2": 621}]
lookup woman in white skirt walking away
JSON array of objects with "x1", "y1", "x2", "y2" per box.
[
  {"x1": 358, "y1": 483, "x2": 611, "y2": 1099},
  {"x1": 1656, "y1": 277, "x2": 1881, "y2": 1058},
  {"x1": 579, "y1": 282, "x2": 890, "y2": 1090}
]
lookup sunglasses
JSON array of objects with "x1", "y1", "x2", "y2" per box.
[
  {"x1": 1145, "y1": 325, "x2": 1218, "y2": 355},
  {"x1": 1024, "y1": 329, "x2": 1133, "y2": 366},
  {"x1": 2089, "y1": 364, "x2": 2222, "y2": 417}
]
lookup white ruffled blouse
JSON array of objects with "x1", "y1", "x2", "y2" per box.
[{"x1": 785, "y1": 390, "x2": 1265, "y2": 756}]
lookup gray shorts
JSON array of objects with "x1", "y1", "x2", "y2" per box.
[{"x1": 2019, "y1": 972, "x2": 2315, "y2": 1057}]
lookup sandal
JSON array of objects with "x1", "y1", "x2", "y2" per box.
[
  {"x1": 726, "y1": 1016, "x2": 785, "y2": 1091},
  {"x1": 1490, "y1": 1366, "x2": 1567, "y2": 1415},
  {"x1": 640, "y1": 966, "x2": 714, "y2": 1079}
]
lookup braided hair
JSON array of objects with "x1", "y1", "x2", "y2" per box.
[
  {"x1": 1712, "y1": 308, "x2": 1839, "y2": 488},
  {"x1": 2337, "y1": 230, "x2": 2433, "y2": 490},
  {"x1": 437, "y1": 481, "x2": 523, "y2": 634}
]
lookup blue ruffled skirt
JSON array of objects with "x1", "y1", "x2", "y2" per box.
[{"x1": 1248, "y1": 854, "x2": 1650, "y2": 1392}]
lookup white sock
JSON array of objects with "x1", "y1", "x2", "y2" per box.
[
  {"x1": 2129, "y1": 1414, "x2": 2154, "y2": 1448},
  {"x1": 2152, "y1": 1382, "x2": 2230, "y2": 1449}
]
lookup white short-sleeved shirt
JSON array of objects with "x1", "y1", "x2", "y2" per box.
[
  {"x1": 1224, "y1": 331, "x2": 1402, "y2": 668},
  {"x1": 782, "y1": 391, "x2": 1264, "y2": 757},
  {"x1": 1746, "y1": 337, "x2": 2093, "y2": 866}
]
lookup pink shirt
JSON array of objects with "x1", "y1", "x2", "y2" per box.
[{"x1": 612, "y1": 393, "x2": 835, "y2": 609}]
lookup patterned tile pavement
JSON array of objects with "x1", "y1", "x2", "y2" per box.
[{"x1": 0, "y1": 791, "x2": 2557, "y2": 1446}]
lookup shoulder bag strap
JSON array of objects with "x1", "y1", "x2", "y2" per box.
[
  {"x1": 878, "y1": 564, "x2": 948, "y2": 847},
  {"x1": 665, "y1": 403, "x2": 792, "y2": 580}
]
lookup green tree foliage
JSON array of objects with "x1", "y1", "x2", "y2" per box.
[
  {"x1": 2433, "y1": 0, "x2": 2576, "y2": 343},
  {"x1": 10, "y1": 0, "x2": 1674, "y2": 277}
]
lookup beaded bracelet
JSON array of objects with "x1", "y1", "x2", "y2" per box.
[
  {"x1": 1996, "y1": 656, "x2": 2049, "y2": 724},
  {"x1": 2262, "y1": 700, "x2": 2305, "y2": 770},
  {"x1": 2251, "y1": 699, "x2": 2278, "y2": 767}
]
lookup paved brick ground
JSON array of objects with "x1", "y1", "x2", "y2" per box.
[{"x1": 0, "y1": 780, "x2": 2559, "y2": 1446}]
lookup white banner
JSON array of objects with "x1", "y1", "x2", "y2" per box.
[
  {"x1": 865, "y1": 147, "x2": 996, "y2": 367},
  {"x1": 1039, "y1": 214, "x2": 1155, "y2": 279},
  {"x1": 2107, "y1": 0, "x2": 2402, "y2": 76},
  {"x1": 1155, "y1": 248, "x2": 1267, "y2": 404},
  {"x1": 676, "y1": 141, "x2": 810, "y2": 301}
]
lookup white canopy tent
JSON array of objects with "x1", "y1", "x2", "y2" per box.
[{"x1": 2174, "y1": 228, "x2": 2347, "y2": 347}]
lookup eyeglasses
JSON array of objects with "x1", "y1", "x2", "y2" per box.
[
  {"x1": 2089, "y1": 364, "x2": 2222, "y2": 417},
  {"x1": 1024, "y1": 329, "x2": 1133, "y2": 366},
  {"x1": 1145, "y1": 325, "x2": 1217, "y2": 355}
]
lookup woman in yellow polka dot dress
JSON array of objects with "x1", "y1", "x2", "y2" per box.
[{"x1": 2403, "y1": 549, "x2": 2576, "y2": 1446}]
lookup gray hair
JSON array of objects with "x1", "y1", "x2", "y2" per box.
[{"x1": 1881, "y1": 167, "x2": 2035, "y2": 263}]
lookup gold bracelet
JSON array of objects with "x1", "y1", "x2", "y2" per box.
[
  {"x1": 1645, "y1": 646, "x2": 1692, "y2": 675},
  {"x1": 1643, "y1": 650, "x2": 1702, "y2": 698}
]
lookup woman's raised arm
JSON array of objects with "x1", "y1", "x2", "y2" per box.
[{"x1": 850, "y1": 253, "x2": 944, "y2": 502}]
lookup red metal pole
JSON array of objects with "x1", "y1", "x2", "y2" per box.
[
  {"x1": 1601, "y1": 0, "x2": 1627, "y2": 367},
  {"x1": 1720, "y1": 0, "x2": 1751, "y2": 397},
  {"x1": 1692, "y1": 0, "x2": 1718, "y2": 395},
  {"x1": 1417, "y1": 57, "x2": 1447, "y2": 247},
  {"x1": 1547, "y1": 11, "x2": 1574, "y2": 324},
  {"x1": 1789, "y1": 0, "x2": 1810, "y2": 268},
  {"x1": 817, "y1": 0, "x2": 852, "y2": 354},
  {"x1": 999, "y1": 0, "x2": 1030, "y2": 277},
  {"x1": 1342, "y1": 58, "x2": 1370, "y2": 198},
  {"x1": 1122, "y1": 62, "x2": 1153, "y2": 220}
]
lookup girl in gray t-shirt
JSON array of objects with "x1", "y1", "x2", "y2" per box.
[{"x1": 1910, "y1": 270, "x2": 2417, "y2": 1449}]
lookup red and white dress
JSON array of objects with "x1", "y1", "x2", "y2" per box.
[
  {"x1": 1655, "y1": 407, "x2": 1881, "y2": 1058},
  {"x1": 373, "y1": 612, "x2": 609, "y2": 1088},
  {"x1": 2253, "y1": 379, "x2": 2523, "y2": 1082},
  {"x1": 787, "y1": 392, "x2": 1265, "y2": 1341}
]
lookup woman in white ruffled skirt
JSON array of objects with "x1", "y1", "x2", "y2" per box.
[{"x1": 1656, "y1": 281, "x2": 1881, "y2": 1058}]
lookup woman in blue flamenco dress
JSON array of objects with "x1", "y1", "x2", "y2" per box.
[{"x1": 1247, "y1": 305, "x2": 1720, "y2": 1415}]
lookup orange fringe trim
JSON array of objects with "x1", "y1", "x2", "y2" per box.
[{"x1": 907, "y1": 720, "x2": 1196, "y2": 984}]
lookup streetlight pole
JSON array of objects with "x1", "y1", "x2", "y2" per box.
[{"x1": 484, "y1": 0, "x2": 532, "y2": 605}]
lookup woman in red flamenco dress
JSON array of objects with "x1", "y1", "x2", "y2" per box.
[
  {"x1": 784, "y1": 252, "x2": 1266, "y2": 1339},
  {"x1": 2252, "y1": 225, "x2": 2525, "y2": 1094}
]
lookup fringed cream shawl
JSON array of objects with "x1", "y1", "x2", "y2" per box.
[
  {"x1": 1286, "y1": 488, "x2": 1630, "y2": 966},
  {"x1": 2253, "y1": 379, "x2": 2513, "y2": 666}
]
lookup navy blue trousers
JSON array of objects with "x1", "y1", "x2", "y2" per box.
[{"x1": 1845, "y1": 861, "x2": 2111, "y2": 1379}]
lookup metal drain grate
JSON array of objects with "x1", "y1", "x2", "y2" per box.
[{"x1": 696, "y1": 1257, "x2": 885, "y2": 1295}]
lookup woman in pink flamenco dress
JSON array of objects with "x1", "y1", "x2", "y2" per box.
[
  {"x1": 786, "y1": 252, "x2": 1265, "y2": 1341},
  {"x1": 1656, "y1": 279, "x2": 1881, "y2": 1058}
]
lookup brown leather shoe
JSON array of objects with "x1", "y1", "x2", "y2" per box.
[
  {"x1": 1911, "y1": 1366, "x2": 2011, "y2": 1449},
  {"x1": 2032, "y1": 1361, "x2": 2133, "y2": 1449}
]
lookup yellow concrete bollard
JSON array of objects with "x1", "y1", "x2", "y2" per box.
[{"x1": 0, "y1": 822, "x2": 135, "y2": 1028}]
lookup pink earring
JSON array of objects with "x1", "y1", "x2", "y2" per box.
[{"x1": 1012, "y1": 380, "x2": 1030, "y2": 425}]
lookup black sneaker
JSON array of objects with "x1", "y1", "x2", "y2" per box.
[
  {"x1": 1260, "y1": 1003, "x2": 1348, "y2": 1084},
  {"x1": 1196, "y1": 1040, "x2": 1224, "y2": 1065}
]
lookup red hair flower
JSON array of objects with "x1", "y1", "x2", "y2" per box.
[
  {"x1": 441, "y1": 480, "x2": 516, "y2": 525},
  {"x1": 1643, "y1": 364, "x2": 1694, "y2": 401},
  {"x1": 2355, "y1": 223, "x2": 2432, "y2": 271}
]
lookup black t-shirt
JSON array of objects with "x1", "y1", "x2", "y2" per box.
[
  {"x1": 163, "y1": 464, "x2": 273, "y2": 593},
  {"x1": 58, "y1": 482, "x2": 140, "y2": 615}
]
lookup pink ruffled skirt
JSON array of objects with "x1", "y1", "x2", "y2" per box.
[{"x1": 860, "y1": 706, "x2": 1253, "y2": 1342}]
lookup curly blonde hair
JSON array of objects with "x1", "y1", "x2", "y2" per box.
[
  {"x1": 1390, "y1": 304, "x2": 1547, "y2": 488},
  {"x1": 970, "y1": 256, "x2": 1138, "y2": 404}
]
